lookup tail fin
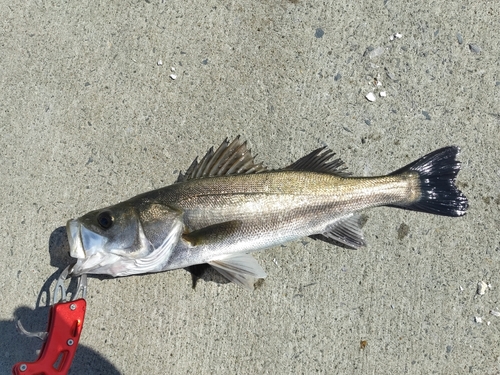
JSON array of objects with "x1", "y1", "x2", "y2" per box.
[{"x1": 390, "y1": 146, "x2": 468, "y2": 217}]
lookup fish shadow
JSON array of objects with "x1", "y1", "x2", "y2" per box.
[
  {"x1": 184, "y1": 263, "x2": 231, "y2": 289},
  {"x1": 48, "y1": 226, "x2": 74, "y2": 269}
]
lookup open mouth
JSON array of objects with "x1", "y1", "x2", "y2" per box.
[
  {"x1": 66, "y1": 220, "x2": 86, "y2": 259},
  {"x1": 66, "y1": 219, "x2": 116, "y2": 276}
]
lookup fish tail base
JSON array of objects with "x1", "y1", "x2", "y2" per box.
[{"x1": 390, "y1": 146, "x2": 468, "y2": 217}]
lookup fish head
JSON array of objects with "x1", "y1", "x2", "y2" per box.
[{"x1": 66, "y1": 201, "x2": 183, "y2": 277}]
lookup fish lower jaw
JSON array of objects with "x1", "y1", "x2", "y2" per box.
[{"x1": 71, "y1": 253, "x2": 130, "y2": 276}]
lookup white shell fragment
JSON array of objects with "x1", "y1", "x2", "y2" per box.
[
  {"x1": 157, "y1": 59, "x2": 163, "y2": 66},
  {"x1": 490, "y1": 310, "x2": 500, "y2": 317},
  {"x1": 477, "y1": 281, "x2": 488, "y2": 295},
  {"x1": 169, "y1": 74, "x2": 177, "y2": 80},
  {"x1": 380, "y1": 91, "x2": 387, "y2": 97},
  {"x1": 390, "y1": 33, "x2": 403, "y2": 41},
  {"x1": 365, "y1": 92, "x2": 376, "y2": 102},
  {"x1": 474, "y1": 316, "x2": 483, "y2": 324},
  {"x1": 171, "y1": 67, "x2": 176, "y2": 72}
]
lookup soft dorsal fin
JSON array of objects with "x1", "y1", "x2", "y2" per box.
[
  {"x1": 285, "y1": 147, "x2": 351, "y2": 177},
  {"x1": 310, "y1": 213, "x2": 366, "y2": 249},
  {"x1": 177, "y1": 136, "x2": 267, "y2": 182}
]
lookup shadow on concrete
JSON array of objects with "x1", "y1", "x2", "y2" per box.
[{"x1": 48, "y1": 226, "x2": 73, "y2": 270}]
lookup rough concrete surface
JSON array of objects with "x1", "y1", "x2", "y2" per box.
[{"x1": 1, "y1": 1, "x2": 499, "y2": 374}]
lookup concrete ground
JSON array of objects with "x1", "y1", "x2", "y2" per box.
[{"x1": 1, "y1": 1, "x2": 499, "y2": 374}]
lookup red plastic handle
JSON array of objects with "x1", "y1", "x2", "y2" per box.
[{"x1": 12, "y1": 299, "x2": 86, "y2": 375}]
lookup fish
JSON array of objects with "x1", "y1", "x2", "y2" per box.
[{"x1": 66, "y1": 137, "x2": 468, "y2": 289}]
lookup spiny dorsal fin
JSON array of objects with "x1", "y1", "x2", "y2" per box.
[
  {"x1": 176, "y1": 136, "x2": 267, "y2": 182},
  {"x1": 285, "y1": 147, "x2": 351, "y2": 177}
]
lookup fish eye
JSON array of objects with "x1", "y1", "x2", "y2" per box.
[{"x1": 97, "y1": 211, "x2": 114, "y2": 230}]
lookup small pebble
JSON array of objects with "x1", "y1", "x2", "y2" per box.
[
  {"x1": 457, "y1": 33, "x2": 463, "y2": 44},
  {"x1": 365, "y1": 92, "x2": 376, "y2": 102},
  {"x1": 380, "y1": 91, "x2": 387, "y2": 97},
  {"x1": 475, "y1": 316, "x2": 483, "y2": 324},
  {"x1": 477, "y1": 281, "x2": 488, "y2": 295},
  {"x1": 169, "y1": 74, "x2": 177, "y2": 80},
  {"x1": 157, "y1": 60, "x2": 163, "y2": 66},
  {"x1": 389, "y1": 33, "x2": 402, "y2": 41},
  {"x1": 469, "y1": 44, "x2": 481, "y2": 54},
  {"x1": 490, "y1": 310, "x2": 500, "y2": 317}
]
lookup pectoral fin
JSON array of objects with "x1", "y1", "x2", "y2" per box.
[
  {"x1": 182, "y1": 220, "x2": 243, "y2": 246},
  {"x1": 209, "y1": 254, "x2": 267, "y2": 290},
  {"x1": 310, "y1": 213, "x2": 366, "y2": 249}
]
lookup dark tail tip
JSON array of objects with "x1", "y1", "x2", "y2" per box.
[{"x1": 391, "y1": 146, "x2": 468, "y2": 217}]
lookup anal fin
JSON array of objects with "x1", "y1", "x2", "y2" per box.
[
  {"x1": 310, "y1": 213, "x2": 366, "y2": 249},
  {"x1": 209, "y1": 254, "x2": 267, "y2": 290}
]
